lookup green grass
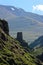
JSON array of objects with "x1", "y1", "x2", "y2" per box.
[{"x1": 0, "y1": 28, "x2": 42, "y2": 65}]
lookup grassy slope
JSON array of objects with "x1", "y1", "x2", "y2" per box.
[
  {"x1": 31, "y1": 47, "x2": 43, "y2": 57},
  {"x1": 0, "y1": 28, "x2": 42, "y2": 65}
]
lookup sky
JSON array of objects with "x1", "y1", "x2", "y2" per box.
[{"x1": 0, "y1": 0, "x2": 43, "y2": 15}]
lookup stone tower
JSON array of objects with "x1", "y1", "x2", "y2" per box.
[{"x1": 17, "y1": 32, "x2": 23, "y2": 42}]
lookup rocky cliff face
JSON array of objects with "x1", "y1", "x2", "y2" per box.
[
  {"x1": 0, "y1": 19, "x2": 9, "y2": 35},
  {"x1": 0, "y1": 19, "x2": 9, "y2": 41}
]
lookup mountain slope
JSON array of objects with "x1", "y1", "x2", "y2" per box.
[
  {"x1": 29, "y1": 36, "x2": 43, "y2": 59},
  {"x1": 29, "y1": 36, "x2": 43, "y2": 50},
  {"x1": 0, "y1": 19, "x2": 42, "y2": 65},
  {"x1": 0, "y1": 5, "x2": 43, "y2": 22}
]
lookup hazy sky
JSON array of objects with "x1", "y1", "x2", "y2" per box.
[{"x1": 0, "y1": 0, "x2": 43, "y2": 15}]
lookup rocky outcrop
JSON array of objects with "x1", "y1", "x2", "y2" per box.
[
  {"x1": 0, "y1": 19, "x2": 9, "y2": 41},
  {"x1": 0, "y1": 19, "x2": 9, "y2": 35}
]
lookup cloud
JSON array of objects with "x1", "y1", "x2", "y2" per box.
[{"x1": 33, "y1": 5, "x2": 43, "y2": 11}]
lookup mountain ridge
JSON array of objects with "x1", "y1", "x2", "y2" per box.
[{"x1": 0, "y1": 5, "x2": 43, "y2": 43}]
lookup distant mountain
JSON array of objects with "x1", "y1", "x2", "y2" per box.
[
  {"x1": 29, "y1": 36, "x2": 43, "y2": 50},
  {"x1": 0, "y1": 5, "x2": 43, "y2": 43},
  {"x1": 0, "y1": 5, "x2": 43, "y2": 22}
]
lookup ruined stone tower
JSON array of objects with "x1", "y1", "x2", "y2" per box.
[
  {"x1": 17, "y1": 32, "x2": 29, "y2": 50},
  {"x1": 17, "y1": 32, "x2": 23, "y2": 42}
]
